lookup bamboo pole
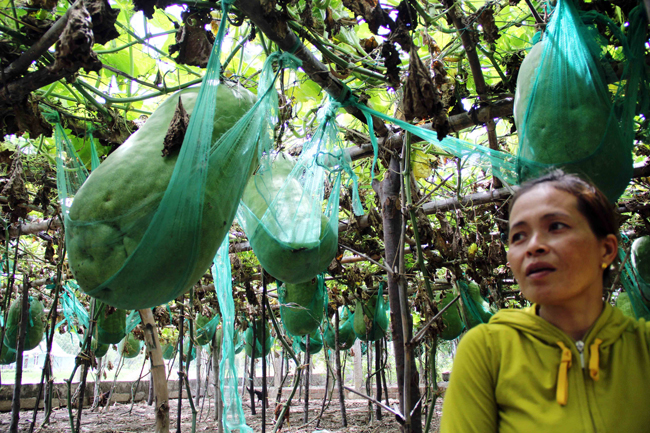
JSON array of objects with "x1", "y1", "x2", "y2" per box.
[
  {"x1": 9, "y1": 276, "x2": 30, "y2": 433},
  {"x1": 140, "y1": 308, "x2": 170, "y2": 433},
  {"x1": 334, "y1": 309, "x2": 347, "y2": 427},
  {"x1": 303, "y1": 336, "x2": 311, "y2": 424}
]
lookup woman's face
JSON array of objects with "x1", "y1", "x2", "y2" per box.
[{"x1": 507, "y1": 184, "x2": 615, "y2": 307}]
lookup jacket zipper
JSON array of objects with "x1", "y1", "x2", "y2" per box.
[
  {"x1": 576, "y1": 340, "x2": 585, "y2": 368},
  {"x1": 574, "y1": 340, "x2": 597, "y2": 432}
]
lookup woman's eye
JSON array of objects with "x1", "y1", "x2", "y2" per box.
[
  {"x1": 549, "y1": 222, "x2": 568, "y2": 231},
  {"x1": 510, "y1": 232, "x2": 524, "y2": 243}
]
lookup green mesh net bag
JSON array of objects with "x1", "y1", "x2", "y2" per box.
[
  {"x1": 211, "y1": 237, "x2": 252, "y2": 433},
  {"x1": 238, "y1": 97, "x2": 363, "y2": 284},
  {"x1": 0, "y1": 313, "x2": 16, "y2": 364},
  {"x1": 514, "y1": 0, "x2": 647, "y2": 202},
  {"x1": 118, "y1": 333, "x2": 142, "y2": 359},
  {"x1": 3, "y1": 296, "x2": 45, "y2": 351},
  {"x1": 620, "y1": 240, "x2": 650, "y2": 320},
  {"x1": 458, "y1": 280, "x2": 493, "y2": 329},
  {"x1": 436, "y1": 291, "x2": 464, "y2": 341},
  {"x1": 323, "y1": 306, "x2": 357, "y2": 350},
  {"x1": 92, "y1": 339, "x2": 110, "y2": 358},
  {"x1": 195, "y1": 313, "x2": 220, "y2": 346},
  {"x1": 60, "y1": 7, "x2": 296, "y2": 309},
  {"x1": 244, "y1": 319, "x2": 273, "y2": 359},
  {"x1": 293, "y1": 331, "x2": 323, "y2": 355},
  {"x1": 95, "y1": 303, "x2": 127, "y2": 344},
  {"x1": 353, "y1": 283, "x2": 389, "y2": 342},
  {"x1": 279, "y1": 275, "x2": 326, "y2": 337}
]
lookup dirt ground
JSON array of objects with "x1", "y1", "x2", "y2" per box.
[{"x1": 0, "y1": 396, "x2": 443, "y2": 432}]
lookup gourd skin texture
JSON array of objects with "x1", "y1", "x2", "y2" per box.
[
  {"x1": 615, "y1": 292, "x2": 635, "y2": 318},
  {"x1": 92, "y1": 339, "x2": 110, "y2": 358},
  {"x1": 280, "y1": 279, "x2": 324, "y2": 336},
  {"x1": 195, "y1": 314, "x2": 217, "y2": 346},
  {"x1": 161, "y1": 343, "x2": 176, "y2": 360},
  {"x1": 96, "y1": 307, "x2": 127, "y2": 344},
  {"x1": 4, "y1": 298, "x2": 45, "y2": 351},
  {"x1": 632, "y1": 236, "x2": 650, "y2": 282},
  {"x1": 438, "y1": 292, "x2": 463, "y2": 340},
  {"x1": 462, "y1": 281, "x2": 493, "y2": 328},
  {"x1": 353, "y1": 297, "x2": 387, "y2": 342},
  {"x1": 244, "y1": 320, "x2": 272, "y2": 359},
  {"x1": 118, "y1": 334, "x2": 142, "y2": 359},
  {"x1": 514, "y1": 40, "x2": 630, "y2": 202},
  {"x1": 242, "y1": 155, "x2": 337, "y2": 284},
  {"x1": 0, "y1": 345, "x2": 16, "y2": 365},
  {"x1": 67, "y1": 84, "x2": 257, "y2": 309}
]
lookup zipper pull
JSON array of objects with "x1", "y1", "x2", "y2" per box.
[{"x1": 575, "y1": 340, "x2": 585, "y2": 369}]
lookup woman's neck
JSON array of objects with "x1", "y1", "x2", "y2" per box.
[{"x1": 538, "y1": 299, "x2": 604, "y2": 341}]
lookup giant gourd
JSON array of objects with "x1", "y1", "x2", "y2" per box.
[
  {"x1": 353, "y1": 294, "x2": 388, "y2": 342},
  {"x1": 632, "y1": 236, "x2": 650, "y2": 282},
  {"x1": 67, "y1": 84, "x2": 257, "y2": 309},
  {"x1": 323, "y1": 307, "x2": 356, "y2": 350},
  {"x1": 3, "y1": 297, "x2": 45, "y2": 351},
  {"x1": 437, "y1": 291, "x2": 464, "y2": 340},
  {"x1": 96, "y1": 305, "x2": 126, "y2": 344},
  {"x1": 241, "y1": 153, "x2": 337, "y2": 284},
  {"x1": 514, "y1": 38, "x2": 630, "y2": 202},
  {"x1": 118, "y1": 334, "x2": 142, "y2": 359},
  {"x1": 279, "y1": 278, "x2": 324, "y2": 336}
]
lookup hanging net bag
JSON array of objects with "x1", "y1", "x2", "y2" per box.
[
  {"x1": 211, "y1": 236, "x2": 251, "y2": 433},
  {"x1": 61, "y1": 0, "x2": 296, "y2": 309},
  {"x1": 353, "y1": 283, "x2": 389, "y2": 342},
  {"x1": 458, "y1": 280, "x2": 493, "y2": 329},
  {"x1": 514, "y1": 0, "x2": 647, "y2": 202},
  {"x1": 244, "y1": 318, "x2": 273, "y2": 359},
  {"x1": 238, "y1": 97, "x2": 363, "y2": 284},
  {"x1": 4, "y1": 296, "x2": 45, "y2": 351},
  {"x1": 95, "y1": 302, "x2": 127, "y2": 344},
  {"x1": 279, "y1": 275, "x2": 326, "y2": 337},
  {"x1": 619, "y1": 238, "x2": 650, "y2": 320},
  {"x1": 436, "y1": 290, "x2": 464, "y2": 341},
  {"x1": 323, "y1": 306, "x2": 357, "y2": 350},
  {"x1": 118, "y1": 333, "x2": 142, "y2": 359},
  {"x1": 293, "y1": 331, "x2": 323, "y2": 355},
  {"x1": 195, "y1": 312, "x2": 220, "y2": 346}
]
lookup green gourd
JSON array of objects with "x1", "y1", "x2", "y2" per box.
[
  {"x1": 353, "y1": 293, "x2": 388, "y2": 342},
  {"x1": 323, "y1": 307, "x2": 356, "y2": 350},
  {"x1": 96, "y1": 305, "x2": 126, "y2": 344},
  {"x1": 615, "y1": 292, "x2": 635, "y2": 318},
  {"x1": 280, "y1": 278, "x2": 324, "y2": 336},
  {"x1": 241, "y1": 153, "x2": 337, "y2": 284},
  {"x1": 4, "y1": 297, "x2": 45, "y2": 351},
  {"x1": 244, "y1": 320, "x2": 272, "y2": 359},
  {"x1": 0, "y1": 344, "x2": 16, "y2": 365},
  {"x1": 438, "y1": 291, "x2": 464, "y2": 341},
  {"x1": 67, "y1": 84, "x2": 257, "y2": 309},
  {"x1": 161, "y1": 343, "x2": 177, "y2": 360},
  {"x1": 632, "y1": 236, "x2": 650, "y2": 282},
  {"x1": 92, "y1": 339, "x2": 110, "y2": 358},
  {"x1": 195, "y1": 314, "x2": 218, "y2": 346},
  {"x1": 118, "y1": 334, "x2": 142, "y2": 359}
]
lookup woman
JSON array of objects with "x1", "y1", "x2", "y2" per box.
[{"x1": 440, "y1": 170, "x2": 650, "y2": 432}]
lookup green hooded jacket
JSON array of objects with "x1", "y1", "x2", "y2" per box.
[{"x1": 441, "y1": 302, "x2": 650, "y2": 432}]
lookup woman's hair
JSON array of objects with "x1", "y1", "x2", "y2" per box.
[
  {"x1": 508, "y1": 170, "x2": 619, "y2": 279},
  {"x1": 509, "y1": 170, "x2": 619, "y2": 239}
]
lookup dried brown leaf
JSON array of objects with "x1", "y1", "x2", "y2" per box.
[
  {"x1": 162, "y1": 97, "x2": 190, "y2": 157},
  {"x1": 51, "y1": 0, "x2": 101, "y2": 73},
  {"x1": 83, "y1": 0, "x2": 120, "y2": 45}
]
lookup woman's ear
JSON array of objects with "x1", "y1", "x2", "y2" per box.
[{"x1": 601, "y1": 234, "x2": 619, "y2": 266}]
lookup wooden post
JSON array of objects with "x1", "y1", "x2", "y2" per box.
[
  {"x1": 261, "y1": 276, "x2": 268, "y2": 432},
  {"x1": 303, "y1": 336, "x2": 310, "y2": 424},
  {"x1": 212, "y1": 332, "x2": 222, "y2": 433},
  {"x1": 375, "y1": 339, "x2": 383, "y2": 420},
  {"x1": 195, "y1": 345, "x2": 202, "y2": 407},
  {"x1": 334, "y1": 309, "x2": 347, "y2": 427},
  {"x1": 140, "y1": 308, "x2": 170, "y2": 433},
  {"x1": 249, "y1": 320, "x2": 256, "y2": 415},
  {"x1": 9, "y1": 276, "x2": 30, "y2": 433},
  {"x1": 177, "y1": 304, "x2": 184, "y2": 433},
  {"x1": 354, "y1": 340, "x2": 362, "y2": 393}
]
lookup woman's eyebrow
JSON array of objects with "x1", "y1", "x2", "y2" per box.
[{"x1": 509, "y1": 212, "x2": 571, "y2": 230}]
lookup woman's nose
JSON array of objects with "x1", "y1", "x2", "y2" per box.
[{"x1": 526, "y1": 233, "x2": 549, "y2": 256}]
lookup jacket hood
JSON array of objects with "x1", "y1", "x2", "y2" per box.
[{"x1": 488, "y1": 302, "x2": 631, "y2": 347}]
